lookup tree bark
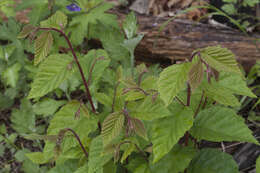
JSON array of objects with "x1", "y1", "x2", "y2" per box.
[{"x1": 114, "y1": 10, "x2": 260, "y2": 71}]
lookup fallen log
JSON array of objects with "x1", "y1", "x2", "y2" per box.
[{"x1": 114, "y1": 10, "x2": 260, "y2": 71}]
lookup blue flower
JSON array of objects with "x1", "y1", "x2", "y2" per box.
[{"x1": 66, "y1": 3, "x2": 81, "y2": 12}]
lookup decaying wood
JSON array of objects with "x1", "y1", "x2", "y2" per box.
[{"x1": 114, "y1": 10, "x2": 260, "y2": 71}]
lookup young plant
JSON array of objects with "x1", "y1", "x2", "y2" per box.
[{"x1": 17, "y1": 1, "x2": 258, "y2": 172}]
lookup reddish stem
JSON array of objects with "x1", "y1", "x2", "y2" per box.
[
  {"x1": 64, "y1": 128, "x2": 88, "y2": 158},
  {"x1": 38, "y1": 27, "x2": 96, "y2": 113}
]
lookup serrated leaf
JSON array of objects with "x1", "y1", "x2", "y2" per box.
[
  {"x1": 151, "y1": 107, "x2": 194, "y2": 163},
  {"x1": 2, "y1": 63, "x2": 21, "y2": 87},
  {"x1": 201, "y1": 81, "x2": 240, "y2": 107},
  {"x1": 28, "y1": 54, "x2": 73, "y2": 99},
  {"x1": 79, "y1": 49, "x2": 110, "y2": 87},
  {"x1": 131, "y1": 117, "x2": 148, "y2": 140},
  {"x1": 11, "y1": 98, "x2": 36, "y2": 134},
  {"x1": 130, "y1": 96, "x2": 170, "y2": 121},
  {"x1": 26, "y1": 152, "x2": 52, "y2": 164},
  {"x1": 200, "y1": 46, "x2": 241, "y2": 74},
  {"x1": 158, "y1": 63, "x2": 191, "y2": 105},
  {"x1": 123, "y1": 11, "x2": 138, "y2": 39},
  {"x1": 33, "y1": 98, "x2": 66, "y2": 117},
  {"x1": 74, "y1": 165, "x2": 88, "y2": 173},
  {"x1": 47, "y1": 100, "x2": 98, "y2": 142},
  {"x1": 69, "y1": 2, "x2": 118, "y2": 45},
  {"x1": 218, "y1": 72, "x2": 256, "y2": 98},
  {"x1": 34, "y1": 31, "x2": 53, "y2": 65},
  {"x1": 134, "y1": 164, "x2": 151, "y2": 173},
  {"x1": 88, "y1": 136, "x2": 112, "y2": 173},
  {"x1": 17, "y1": 24, "x2": 36, "y2": 39},
  {"x1": 121, "y1": 143, "x2": 136, "y2": 163},
  {"x1": 122, "y1": 34, "x2": 144, "y2": 55},
  {"x1": 150, "y1": 145, "x2": 197, "y2": 173},
  {"x1": 190, "y1": 106, "x2": 258, "y2": 144},
  {"x1": 101, "y1": 112, "x2": 125, "y2": 146},
  {"x1": 188, "y1": 60, "x2": 204, "y2": 91},
  {"x1": 187, "y1": 149, "x2": 239, "y2": 173},
  {"x1": 40, "y1": 11, "x2": 67, "y2": 29}
]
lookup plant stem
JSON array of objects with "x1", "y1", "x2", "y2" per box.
[
  {"x1": 194, "y1": 91, "x2": 204, "y2": 118},
  {"x1": 38, "y1": 27, "x2": 96, "y2": 113},
  {"x1": 187, "y1": 84, "x2": 191, "y2": 106},
  {"x1": 64, "y1": 128, "x2": 88, "y2": 158},
  {"x1": 175, "y1": 96, "x2": 186, "y2": 107},
  {"x1": 184, "y1": 84, "x2": 192, "y2": 146}
]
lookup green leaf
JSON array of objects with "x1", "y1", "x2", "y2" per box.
[
  {"x1": 256, "y1": 156, "x2": 260, "y2": 173},
  {"x1": 2, "y1": 63, "x2": 21, "y2": 87},
  {"x1": 201, "y1": 81, "x2": 240, "y2": 107},
  {"x1": 33, "y1": 98, "x2": 66, "y2": 117},
  {"x1": 120, "y1": 142, "x2": 136, "y2": 163},
  {"x1": 11, "y1": 98, "x2": 36, "y2": 134},
  {"x1": 187, "y1": 149, "x2": 239, "y2": 173},
  {"x1": 0, "y1": 44, "x2": 16, "y2": 61},
  {"x1": 123, "y1": 11, "x2": 138, "y2": 39},
  {"x1": 151, "y1": 106, "x2": 194, "y2": 163},
  {"x1": 28, "y1": 54, "x2": 73, "y2": 99},
  {"x1": 122, "y1": 34, "x2": 144, "y2": 55},
  {"x1": 74, "y1": 165, "x2": 88, "y2": 173},
  {"x1": 130, "y1": 117, "x2": 148, "y2": 140},
  {"x1": 88, "y1": 136, "x2": 112, "y2": 173},
  {"x1": 40, "y1": 11, "x2": 67, "y2": 30},
  {"x1": 79, "y1": 49, "x2": 110, "y2": 87},
  {"x1": 190, "y1": 106, "x2": 258, "y2": 144},
  {"x1": 101, "y1": 112, "x2": 125, "y2": 146},
  {"x1": 217, "y1": 72, "x2": 256, "y2": 98},
  {"x1": 188, "y1": 60, "x2": 204, "y2": 91},
  {"x1": 221, "y1": 4, "x2": 237, "y2": 15},
  {"x1": 34, "y1": 31, "x2": 53, "y2": 65},
  {"x1": 130, "y1": 96, "x2": 170, "y2": 121},
  {"x1": 69, "y1": 2, "x2": 118, "y2": 45},
  {"x1": 47, "y1": 159, "x2": 78, "y2": 173},
  {"x1": 27, "y1": 150, "x2": 51, "y2": 164},
  {"x1": 158, "y1": 63, "x2": 191, "y2": 105},
  {"x1": 17, "y1": 24, "x2": 36, "y2": 39},
  {"x1": 47, "y1": 100, "x2": 98, "y2": 142},
  {"x1": 94, "y1": 23, "x2": 129, "y2": 61},
  {"x1": 150, "y1": 145, "x2": 197, "y2": 173},
  {"x1": 133, "y1": 164, "x2": 151, "y2": 173},
  {"x1": 21, "y1": 159, "x2": 42, "y2": 173},
  {"x1": 199, "y1": 46, "x2": 241, "y2": 74}
]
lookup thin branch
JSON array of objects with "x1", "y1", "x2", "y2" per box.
[
  {"x1": 187, "y1": 84, "x2": 191, "y2": 106},
  {"x1": 194, "y1": 91, "x2": 204, "y2": 118},
  {"x1": 64, "y1": 128, "x2": 88, "y2": 158},
  {"x1": 123, "y1": 87, "x2": 149, "y2": 96},
  {"x1": 137, "y1": 70, "x2": 148, "y2": 86},
  {"x1": 175, "y1": 96, "x2": 186, "y2": 107},
  {"x1": 38, "y1": 27, "x2": 96, "y2": 113},
  {"x1": 202, "y1": 96, "x2": 208, "y2": 109}
]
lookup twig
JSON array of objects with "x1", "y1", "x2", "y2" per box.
[
  {"x1": 64, "y1": 128, "x2": 88, "y2": 158},
  {"x1": 38, "y1": 27, "x2": 96, "y2": 113},
  {"x1": 194, "y1": 91, "x2": 204, "y2": 117},
  {"x1": 175, "y1": 96, "x2": 186, "y2": 107}
]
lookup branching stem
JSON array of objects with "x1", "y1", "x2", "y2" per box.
[
  {"x1": 38, "y1": 27, "x2": 96, "y2": 113},
  {"x1": 62, "y1": 128, "x2": 88, "y2": 159}
]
